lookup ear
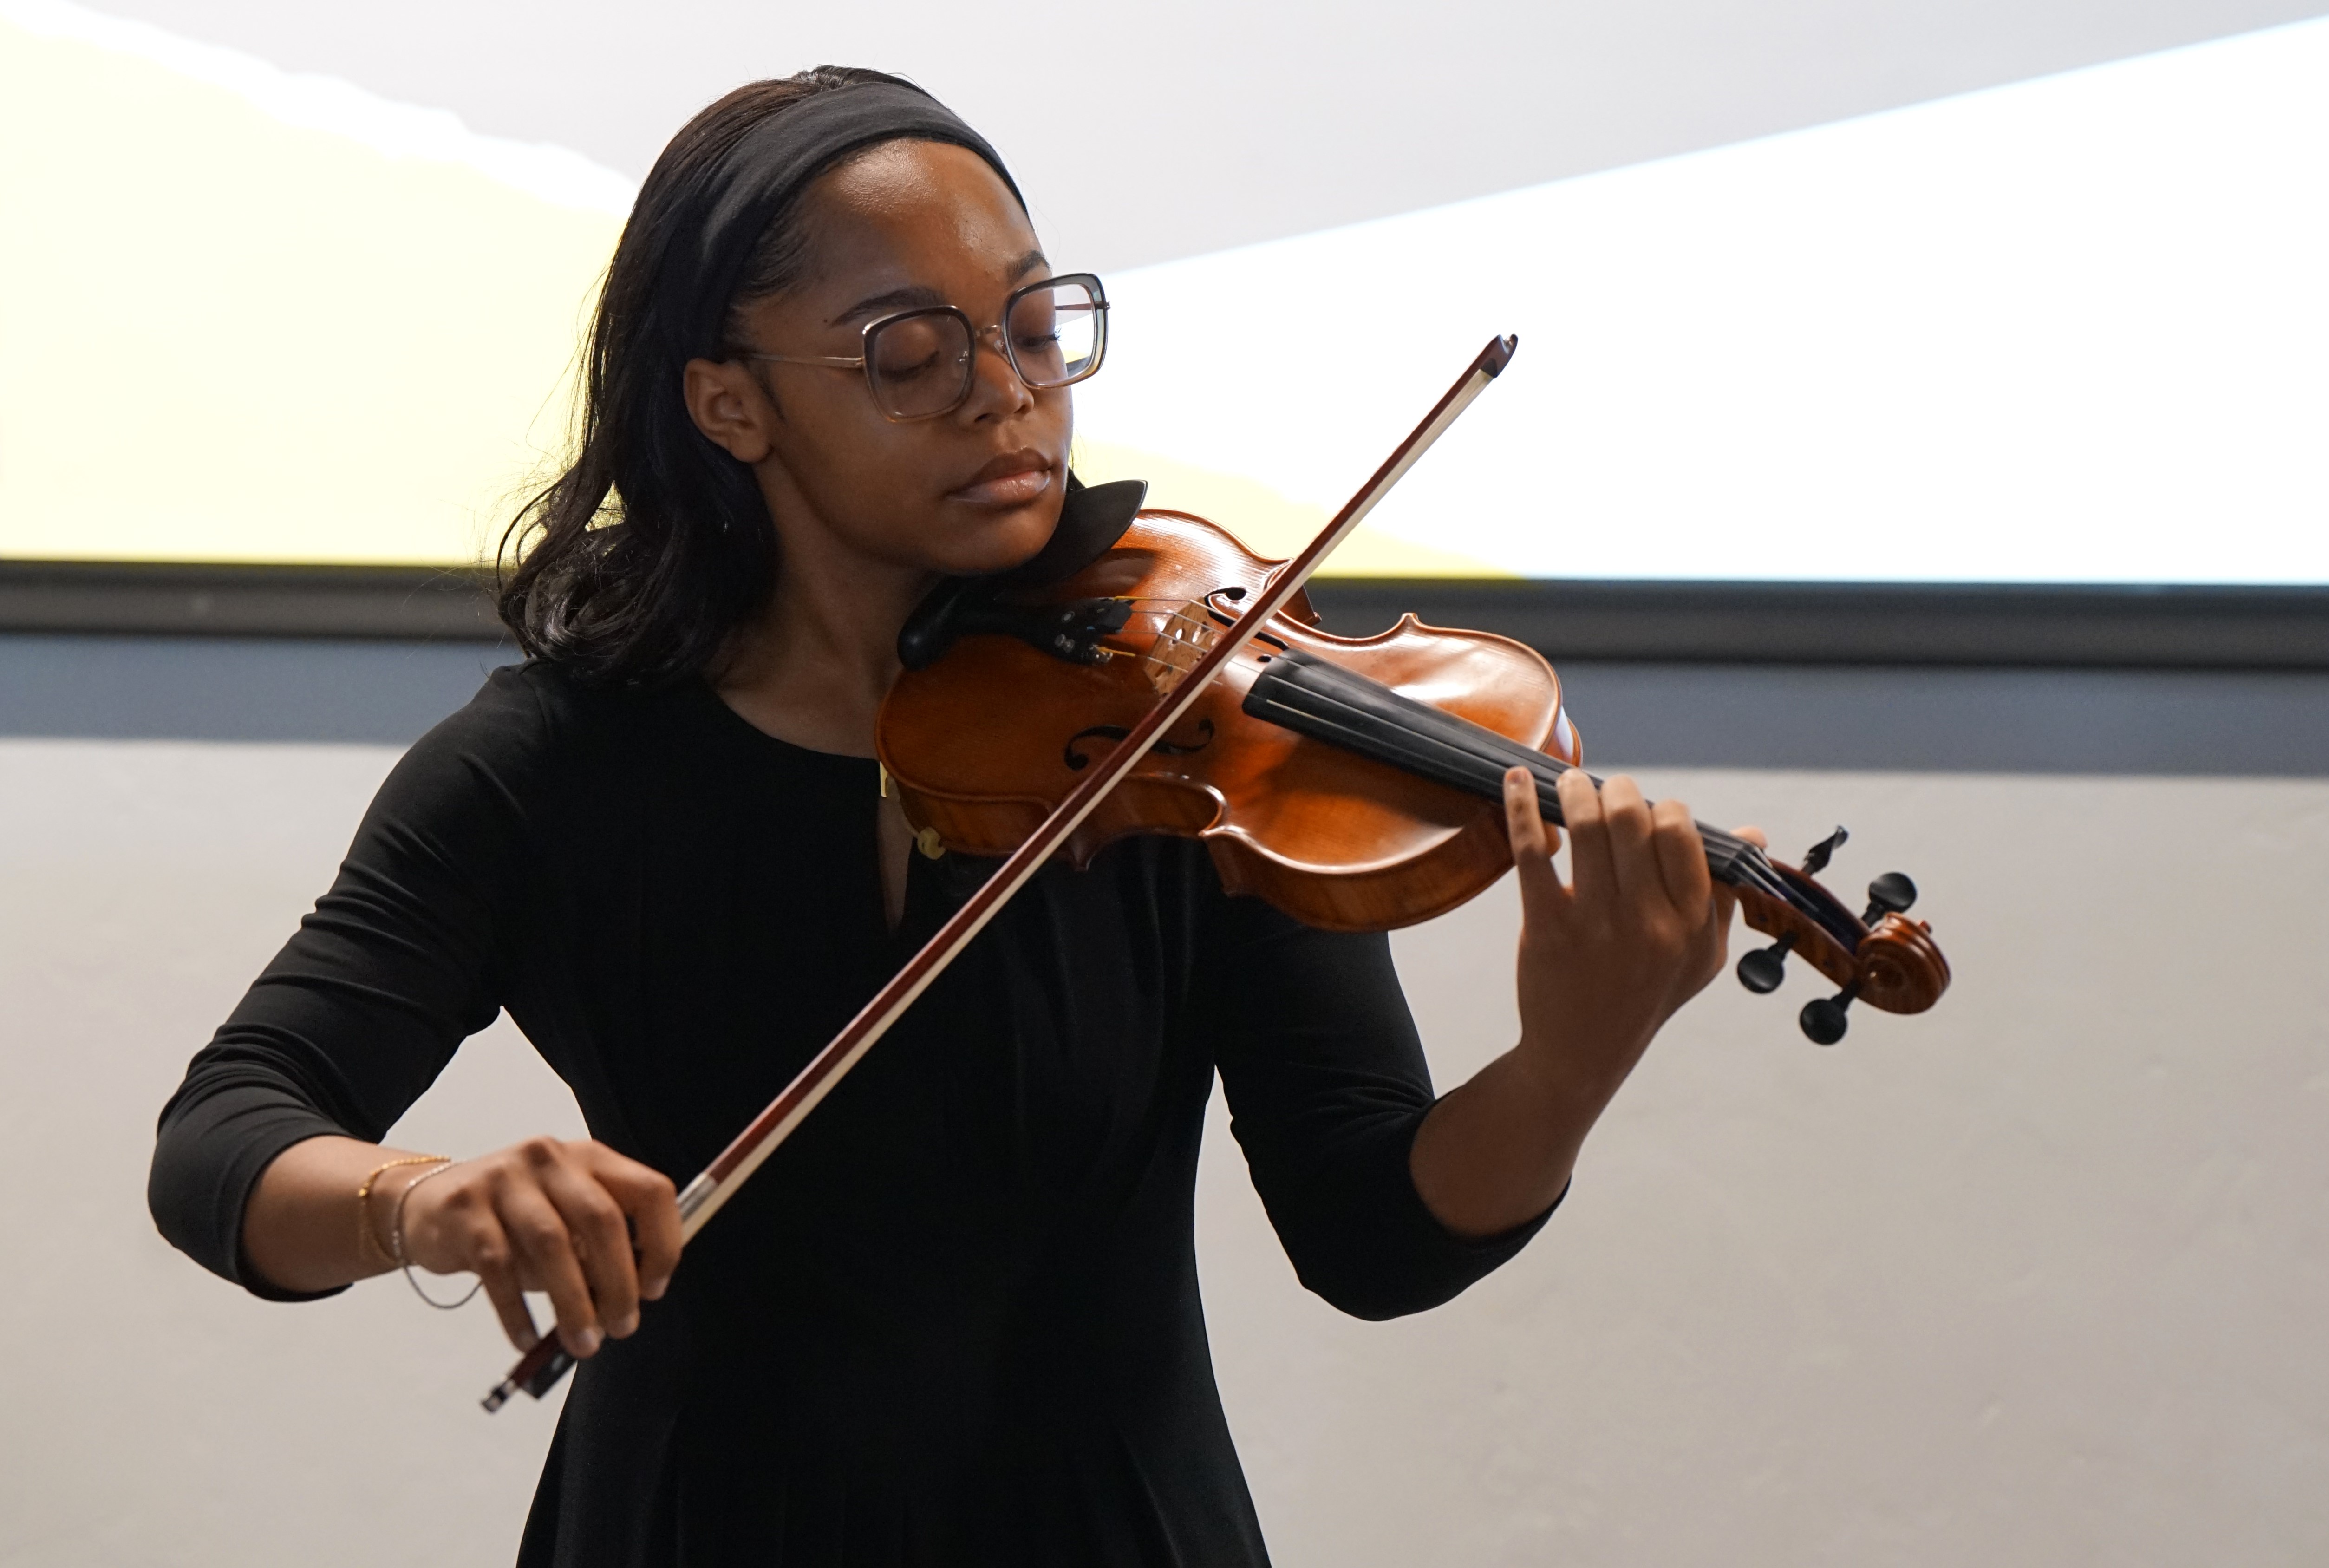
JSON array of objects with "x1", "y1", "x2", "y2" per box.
[{"x1": 683, "y1": 357, "x2": 778, "y2": 464}]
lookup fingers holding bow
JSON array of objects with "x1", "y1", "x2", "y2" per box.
[{"x1": 397, "y1": 1136, "x2": 682, "y2": 1359}]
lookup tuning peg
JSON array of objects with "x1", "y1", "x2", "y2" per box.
[
  {"x1": 1800, "y1": 826, "x2": 1849, "y2": 876},
  {"x1": 1799, "y1": 982, "x2": 1859, "y2": 1045},
  {"x1": 1736, "y1": 932, "x2": 1796, "y2": 994},
  {"x1": 1861, "y1": 871, "x2": 1917, "y2": 923}
]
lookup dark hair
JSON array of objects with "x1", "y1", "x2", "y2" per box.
[{"x1": 496, "y1": 67, "x2": 924, "y2": 686}]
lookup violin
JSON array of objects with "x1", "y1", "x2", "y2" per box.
[
  {"x1": 879, "y1": 504, "x2": 1950, "y2": 1044},
  {"x1": 483, "y1": 336, "x2": 1948, "y2": 1411}
]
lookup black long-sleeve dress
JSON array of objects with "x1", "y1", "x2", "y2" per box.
[{"x1": 149, "y1": 661, "x2": 1546, "y2": 1566}]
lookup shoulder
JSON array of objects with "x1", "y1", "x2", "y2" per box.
[
  {"x1": 403, "y1": 659, "x2": 680, "y2": 773},
  {"x1": 420, "y1": 658, "x2": 592, "y2": 751},
  {"x1": 363, "y1": 660, "x2": 672, "y2": 841}
]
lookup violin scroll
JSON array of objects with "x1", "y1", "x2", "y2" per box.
[{"x1": 1730, "y1": 833, "x2": 1951, "y2": 1043}]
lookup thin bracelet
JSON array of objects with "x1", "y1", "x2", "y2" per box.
[
  {"x1": 356, "y1": 1155, "x2": 449, "y2": 1265},
  {"x1": 390, "y1": 1160, "x2": 484, "y2": 1310}
]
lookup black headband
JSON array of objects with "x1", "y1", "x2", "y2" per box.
[{"x1": 676, "y1": 78, "x2": 1024, "y2": 356}]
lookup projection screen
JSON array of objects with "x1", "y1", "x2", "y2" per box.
[{"x1": 2, "y1": 0, "x2": 2322, "y2": 584}]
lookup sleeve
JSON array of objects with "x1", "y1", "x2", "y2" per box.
[
  {"x1": 1206, "y1": 889, "x2": 1555, "y2": 1321},
  {"x1": 147, "y1": 669, "x2": 555, "y2": 1300}
]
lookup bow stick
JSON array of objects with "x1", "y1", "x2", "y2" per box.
[{"x1": 482, "y1": 334, "x2": 1519, "y2": 1411}]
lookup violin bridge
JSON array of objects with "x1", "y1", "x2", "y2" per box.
[{"x1": 1142, "y1": 602, "x2": 1220, "y2": 695}]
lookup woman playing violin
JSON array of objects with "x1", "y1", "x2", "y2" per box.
[{"x1": 150, "y1": 67, "x2": 1758, "y2": 1566}]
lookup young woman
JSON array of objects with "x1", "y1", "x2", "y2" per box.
[{"x1": 150, "y1": 67, "x2": 1751, "y2": 1566}]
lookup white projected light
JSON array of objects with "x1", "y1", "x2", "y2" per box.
[
  {"x1": 1075, "y1": 18, "x2": 2329, "y2": 583},
  {"x1": 1, "y1": 3, "x2": 2321, "y2": 581}
]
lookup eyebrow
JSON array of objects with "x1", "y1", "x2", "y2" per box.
[
  {"x1": 829, "y1": 250, "x2": 1052, "y2": 326},
  {"x1": 831, "y1": 284, "x2": 946, "y2": 325}
]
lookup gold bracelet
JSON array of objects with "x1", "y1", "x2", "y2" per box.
[
  {"x1": 392, "y1": 1161, "x2": 484, "y2": 1310},
  {"x1": 357, "y1": 1155, "x2": 449, "y2": 1265}
]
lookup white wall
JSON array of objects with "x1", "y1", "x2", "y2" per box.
[{"x1": 3, "y1": 738, "x2": 2325, "y2": 1565}]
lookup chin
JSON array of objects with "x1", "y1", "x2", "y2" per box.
[{"x1": 941, "y1": 495, "x2": 1064, "y2": 576}]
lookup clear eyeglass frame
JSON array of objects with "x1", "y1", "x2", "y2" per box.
[{"x1": 743, "y1": 271, "x2": 1108, "y2": 423}]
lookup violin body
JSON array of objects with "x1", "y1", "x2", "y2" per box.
[
  {"x1": 880, "y1": 507, "x2": 1949, "y2": 1023},
  {"x1": 884, "y1": 510, "x2": 1579, "y2": 929}
]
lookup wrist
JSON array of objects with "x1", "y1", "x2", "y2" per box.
[
  {"x1": 355, "y1": 1154, "x2": 449, "y2": 1270},
  {"x1": 387, "y1": 1159, "x2": 485, "y2": 1312},
  {"x1": 1511, "y1": 1021, "x2": 1642, "y2": 1124},
  {"x1": 387, "y1": 1159, "x2": 459, "y2": 1267}
]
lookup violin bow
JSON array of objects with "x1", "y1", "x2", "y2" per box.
[{"x1": 482, "y1": 335, "x2": 1520, "y2": 1411}]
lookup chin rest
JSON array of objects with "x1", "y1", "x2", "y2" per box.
[{"x1": 896, "y1": 477, "x2": 1148, "y2": 671}]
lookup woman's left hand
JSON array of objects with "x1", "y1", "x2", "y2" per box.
[
  {"x1": 1409, "y1": 766, "x2": 1764, "y2": 1237},
  {"x1": 1504, "y1": 766, "x2": 1761, "y2": 1111}
]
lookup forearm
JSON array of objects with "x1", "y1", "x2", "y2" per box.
[
  {"x1": 1409, "y1": 1039, "x2": 1623, "y2": 1239},
  {"x1": 241, "y1": 1135, "x2": 441, "y2": 1294}
]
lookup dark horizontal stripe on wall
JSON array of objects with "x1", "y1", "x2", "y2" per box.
[
  {"x1": 7, "y1": 561, "x2": 2329, "y2": 669},
  {"x1": 5, "y1": 634, "x2": 2326, "y2": 775},
  {"x1": 0, "y1": 635, "x2": 520, "y2": 746},
  {"x1": 0, "y1": 560, "x2": 505, "y2": 641},
  {"x1": 1551, "y1": 661, "x2": 2329, "y2": 777},
  {"x1": 1304, "y1": 580, "x2": 2329, "y2": 669}
]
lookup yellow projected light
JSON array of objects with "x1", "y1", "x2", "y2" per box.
[
  {"x1": 0, "y1": 2, "x2": 1475, "y2": 575},
  {"x1": 0, "y1": 2, "x2": 625, "y2": 564},
  {"x1": 1069, "y1": 439, "x2": 1505, "y2": 576}
]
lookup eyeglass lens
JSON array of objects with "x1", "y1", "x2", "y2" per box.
[{"x1": 864, "y1": 278, "x2": 1104, "y2": 419}]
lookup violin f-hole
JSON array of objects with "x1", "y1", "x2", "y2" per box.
[{"x1": 1064, "y1": 719, "x2": 1215, "y2": 771}]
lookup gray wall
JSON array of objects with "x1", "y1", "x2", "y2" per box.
[{"x1": 2, "y1": 637, "x2": 2324, "y2": 1564}]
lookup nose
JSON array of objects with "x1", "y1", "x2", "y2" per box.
[{"x1": 962, "y1": 322, "x2": 1034, "y2": 415}]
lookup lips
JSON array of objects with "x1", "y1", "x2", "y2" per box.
[{"x1": 949, "y1": 449, "x2": 1055, "y2": 507}]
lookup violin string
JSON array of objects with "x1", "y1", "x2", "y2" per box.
[
  {"x1": 1096, "y1": 617, "x2": 1839, "y2": 928},
  {"x1": 1203, "y1": 643, "x2": 1841, "y2": 924}
]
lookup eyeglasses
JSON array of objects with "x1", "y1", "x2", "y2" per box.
[{"x1": 744, "y1": 272, "x2": 1108, "y2": 422}]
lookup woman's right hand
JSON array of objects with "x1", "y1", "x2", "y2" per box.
[{"x1": 395, "y1": 1137, "x2": 683, "y2": 1359}]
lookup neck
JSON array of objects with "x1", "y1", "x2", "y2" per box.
[{"x1": 713, "y1": 512, "x2": 935, "y2": 758}]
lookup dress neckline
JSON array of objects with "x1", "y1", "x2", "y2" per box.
[{"x1": 684, "y1": 676, "x2": 885, "y2": 777}]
